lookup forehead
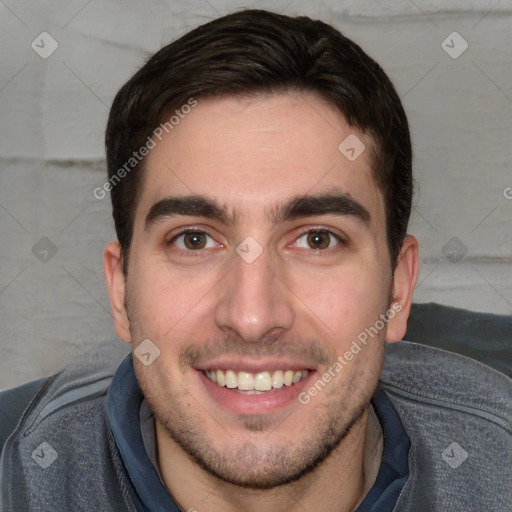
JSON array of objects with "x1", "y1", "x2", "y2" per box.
[{"x1": 137, "y1": 92, "x2": 384, "y2": 225}]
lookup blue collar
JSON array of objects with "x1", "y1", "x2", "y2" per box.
[
  {"x1": 355, "y1": 386, "x2": 410, "y2": 511},
  {"x1": 106, "y1": 355, "x2": 179, "y2": 512},
  {"x1": 107, "y1": 355, "x2": 409, "y2": 512}
]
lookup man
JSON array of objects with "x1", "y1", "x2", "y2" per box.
[{"x1": 1, "y1": 9, "x2": 510, "y2": 512}]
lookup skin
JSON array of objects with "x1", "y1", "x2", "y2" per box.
[{"x1": 104, "y1": 92, "x2": 418, "y2": 512}]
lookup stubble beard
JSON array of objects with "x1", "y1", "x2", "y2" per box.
[
  {"x1": 127, "y1": 293, "x2": 386, "y2": 490},
  {"x1": 143, "y1": 373, "x2": 377, "y2": 490}
]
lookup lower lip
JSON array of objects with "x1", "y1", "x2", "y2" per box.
[{"x1": 198, "y1": 371, "x2": 315, "y2": 415}]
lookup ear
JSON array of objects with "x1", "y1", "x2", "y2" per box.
[
  {"x1": 104, "y1": 241, "x2": 132, "y2": 343},
  {"x1": 386, "y1": 235, "x2": 419, "y2": 342}
]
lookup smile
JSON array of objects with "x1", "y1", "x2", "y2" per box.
[{"x1": 203, "y1": 369, "x2": 309, "y2": 393}]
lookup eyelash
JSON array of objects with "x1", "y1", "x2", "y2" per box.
[
  {"x1": 166, "y1": 227, "x2": 346, "y2": 255},
  {"x1": 166, "y1": 228, "x2": 220, "y2": 257},
  {"x1": 292, "y1": 228, "x2": 345, "y2": 251}
]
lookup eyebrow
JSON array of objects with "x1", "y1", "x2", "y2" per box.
[{"x1": 144, "y1": 192, "x2": 371, "y2": 230}]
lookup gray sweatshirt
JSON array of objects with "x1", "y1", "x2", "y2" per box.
[{"x1": 1, "y1": 340, "x2": 511, "y2": 511}]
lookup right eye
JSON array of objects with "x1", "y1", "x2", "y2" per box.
[{"x1": 168, "y1": 230, "x2": 222, "y2": 252}]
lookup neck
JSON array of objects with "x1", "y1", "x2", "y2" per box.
[{"x1": 156, "y1": 406, "x2": 382, "y2": 512}]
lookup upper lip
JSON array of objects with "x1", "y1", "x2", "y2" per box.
[{"x1": 194, "y1": 357, "x2": 316, "y2": 373}]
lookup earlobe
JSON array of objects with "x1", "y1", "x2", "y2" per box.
[
  {"x1": 386, "y1": 235, "x2": 419, "y2": 343},
  {"x1": 103, "y1": 241, "x2": 132, "y2": 343}
]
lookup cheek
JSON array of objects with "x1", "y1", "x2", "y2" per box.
[
  {"x1": 127, "y1": 273, "x2": 169, "y2": 338},
  {"x1": 292, "y1": 263, "x2": 387, "y2": 334},
  {"x1": 128, "y1": 261, "x2": 210, "y2": 337}
]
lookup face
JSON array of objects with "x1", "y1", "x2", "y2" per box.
[{"x1": 105, "y1": 92, "x2": 416, "y2": 489}]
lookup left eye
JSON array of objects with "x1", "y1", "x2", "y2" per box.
[
  {"x1": 294, "y1": 230, "x2": 341, "y2": 250},
  {"x1": 171, "y1": 231, "x2": 220, "y2": 251}
]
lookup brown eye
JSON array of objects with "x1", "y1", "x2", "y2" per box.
[
  {"x1": 306, "y1": 230, "x2": 333, "y2": 249},
  {"x1": 183, "y1": 232, "x2": 207, "y2": 249},
  {"x1": 170, "y1": 231, "x2": 219, "y2": 251}
]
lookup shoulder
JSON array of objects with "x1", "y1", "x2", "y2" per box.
[
  {"x1": 380, "y1": 340, "x2": 512, "y2": 511},
  {"x1": 2, "y1": 342, "x2": 129, "y2": 438},
  {"x1": 0, "y1": 342, "x2": 127, "y2": 446},
  {"x1": 1, "y1": 342, "x2": 133, "y2": 511},
  {"x1": 381, "y1": 339, "x2": 512, "y2": 415},
  {"x1": 0, "y1": 377, "x2": 48, "y2": 449}
]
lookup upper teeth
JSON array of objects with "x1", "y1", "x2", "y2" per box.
[{"x1": 204, "y1": 369, "x2": 308, "y2": 391}]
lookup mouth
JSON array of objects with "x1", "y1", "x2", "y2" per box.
[
  {"x1": 203, "y1": 369, "x2": 309, "y2": 394},
  {"x1": 198, "y1": 365, "x2": 314, "y2": 415}
]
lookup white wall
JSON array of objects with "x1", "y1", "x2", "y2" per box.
[{"x1": 1, "y1": 0, "x2": 511, "y2": 389}]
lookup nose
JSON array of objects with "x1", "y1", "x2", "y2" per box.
[{"x1": 214, "y1": 246, "x2": 295, "y2": 342}]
